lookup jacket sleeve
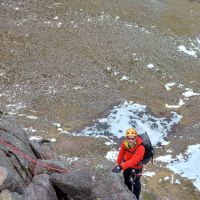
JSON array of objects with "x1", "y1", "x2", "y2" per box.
[
  {"x1": 116, "y1": 143, "x2": 125, "y2": 165},
  {"x1": 121, "y1": 145, "x2": 145, "y2": 170}
]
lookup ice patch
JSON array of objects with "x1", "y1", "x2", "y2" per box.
[
  {"x1": 73, "y1": 101, "x2": 182, "y2": 146},
  {"x1": 165, "y1": 82, "x2": 176, "y2": 91},
  {"x1": 106, "y1": 150, "x2": 119, "y2": 162},
  {"x1": 165, "y1": 99, "x2": 185, "y2": 109}
]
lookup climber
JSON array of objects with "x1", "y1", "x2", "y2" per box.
[{"x1": 112, "y1": 128, "x2": 145, "y2": 200}]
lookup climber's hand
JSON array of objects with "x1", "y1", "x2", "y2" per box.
[{"x1": 112, "y1": 165, "x2": 122, "y2": 173}]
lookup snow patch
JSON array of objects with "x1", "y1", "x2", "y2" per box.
[
  {"x1": 53, "y1": 123, "x2": 61, "y2": 128},
  {"x1": 165, "y1": 99, "x2": 185, "y2": 109},
  {"x1": 168, "y1": 144, "x2": 200, "y2": 191},
  {"x1": 26, "y1": 115, "x2": 37, "y2": 119},
  {"x1": 178, "y1": 46, "x2": 197, "y2": 57},
  {"x1": 28, "y1": 127, "x2": 37, "y2": 133},
  {"x1": 74, "y1": 86, "x2": 83, "y2": 90},
  {"x1": 29, "y1": 136, "x2": 42, "y2": 141},
  {"x1": 147, "y1": 63, "x2": 155, "y2": 69},
  {"x1": 165, "y1": 82, "x2": 176, "y2": 91},
  {"x1": 121, "y1": 75, "x2": 129, "y2": 81},
  {"x1": 106, "y1": 150, "x2": 119, "y2": 162},
  {"x1": 143, "y1": 171, "x2": 156, "y2": 177},
  {"x1": 182, "y1": 88, "x2": 199, "y2": 99},
  {"x1": 65, "y1": 157, "x2": 79, "y2": 164},
  {"x1": 73, "y1": 101, "x2": 182, "y2": 146}
]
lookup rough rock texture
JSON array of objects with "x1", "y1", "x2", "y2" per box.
[
  {"x1": 0, "y1": 117, "x2": 35, "y2": 192},
  {"x1": 0, "y1": 189, "x2": 23, "y2": 200},
  {"x1": 50, "y1": 162, "x2": 135, "y2": 200},
  {"x1": 33, "y1": 160, "x2": 68, "y2": 175},
  {"x1": 30, "y1": 140, "x2": 59, "y2": 160},
  {"x1": 23, "y1": 174, "x2": 58, "y2": 200}
]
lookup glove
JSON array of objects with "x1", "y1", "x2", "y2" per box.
[{"x1": 112, "y1": 165, "x2": 122, "y2": 173}]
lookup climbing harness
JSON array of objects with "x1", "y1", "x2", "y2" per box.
[{"x1": 129, "y1": 169, "x2": 136, "y2": 192}]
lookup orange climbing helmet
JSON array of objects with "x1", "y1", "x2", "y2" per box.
[{"x1": 125, "y1": 128, "x2": 138, "y2": 138}]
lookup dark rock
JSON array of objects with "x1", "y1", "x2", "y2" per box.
[
  {"x1": 30, "y1": 140, "x2": 59, "y2": 160},
  {"x1": 23, "y1": 174, "x2": 58, "y2": 200}
]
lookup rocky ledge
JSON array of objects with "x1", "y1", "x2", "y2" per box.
[{"x1": 0, "y1": 116, "x2": 136, "y2": 200}]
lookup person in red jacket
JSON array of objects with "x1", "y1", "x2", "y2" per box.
[{"x1": 112, "y1": 128, "x2": 145, "y2": 200}]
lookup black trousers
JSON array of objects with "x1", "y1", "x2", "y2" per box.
[{"x1": 123, "y1": 168, "x2": 142, "y2": 200}]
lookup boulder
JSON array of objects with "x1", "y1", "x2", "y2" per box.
[
  {"x1": 30, "y1": 140, "x2": 59, "y2": 160},
  {"x1": 0, "y1": 189, "x2": 23, "y2": 200},
  {"x1": 33, "y1": 159, "x2": 68, "y2": 175},
  {"x1": 23, "y1": 174, "x2": 58, "y2": 200},
  {"x1": 0, "y1": 117, "x2": 36, "y2": 173},
  {"x1": 0, "y1": 155, "x2": 26, "y2": 193},
  {"x1": 50, "y1": 161, "x2": 136, "y2": 200}
]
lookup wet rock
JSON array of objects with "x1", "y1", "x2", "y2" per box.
[
  {"x1": 23, "y1": 174, "x2": 58, "y2": 200},
  {"x1": 30, "y1": 140, "x2": 59, "y2": 160},
  {"x1": 0, "y1": 189, "x2": 23, "y2": 200}
]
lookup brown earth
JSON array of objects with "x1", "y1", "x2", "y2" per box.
[{"x1": 1, "y1": 0, "x2": 200, "y2": 199}]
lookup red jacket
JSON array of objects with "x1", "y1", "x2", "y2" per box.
[{"x1": 117, "y1": 136, "x2": 145, "y2": 170}]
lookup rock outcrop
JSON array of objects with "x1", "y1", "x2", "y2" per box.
[{"x1": 0, "y1": 115, "x2": 136, "y2": 200}]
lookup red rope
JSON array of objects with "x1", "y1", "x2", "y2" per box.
[{"x1": 0, "y1": 139, "x2": 68, "y2": 173}]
